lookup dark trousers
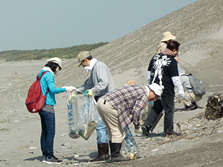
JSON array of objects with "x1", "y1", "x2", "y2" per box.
[
  {"x1": 39, "y1": 110, "x2": 55, "y2": 158},
  {"x1": 145, "y1": 93, "x2": 175, "y2": 132}
]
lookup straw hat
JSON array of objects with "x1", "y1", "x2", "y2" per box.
[{"x1": 161, "y1": 31, "x2": 176, "y2": 42}]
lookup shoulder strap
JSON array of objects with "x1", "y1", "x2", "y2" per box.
[
  {"x1": 37, "y1": 71, "x2": 50, "y2": 80},
  {"x1": 37, "y1": 71, "x2": 50, "y2": 93}
]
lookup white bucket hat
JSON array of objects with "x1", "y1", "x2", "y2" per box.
[
  {"x1": 47, "y1": 57, "x2": 62, "y2": 70},
  {"x1": 161, "y1": 31, "x2": 176, "y2": 42},
  {"x1": 148, "y1": 83, "x2": 163, "y2": 97}
]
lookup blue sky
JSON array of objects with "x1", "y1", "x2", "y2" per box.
[{"x1": 0, "y1": 0, "x2": 197, "y2": 51}]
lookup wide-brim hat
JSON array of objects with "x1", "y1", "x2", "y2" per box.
[
  {"x1": 77, "y1": 51, "x2": 91, "y2": 67},
  {"x1": 47, "y1": 57, "x2": 62, "y2": 70},
  {"x1": 148, "y1": 83, "x2": 163, "y2": 97},
  {"x1": 161, "y1": 31, "x2": 176, "y2": 42}
]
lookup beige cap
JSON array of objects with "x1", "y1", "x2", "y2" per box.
[
  {"x1": 161, "y1": 31, "x2": 176, "y2": 42},
  {"x1": 126, "y1": 80, "x2": 136, "y2": 85},
  {"x1": 77, "y1": 51, "x2": 91, "y2": 67},
  {"x1": 47, "y1": 57, "x2": 62, "y2": 70},
  {"x1": 148, "y1": 83, "x2": 163, "y2": 97}
]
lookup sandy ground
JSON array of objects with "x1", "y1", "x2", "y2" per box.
[{"x1": 0, "y1": 56, "x2": 223, "y2": 167}]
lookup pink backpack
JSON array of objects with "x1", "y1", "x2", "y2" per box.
[{"x1": 25, "y1": 71, "x2": 49, "y2": 113}]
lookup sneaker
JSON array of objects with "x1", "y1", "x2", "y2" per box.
[
  {"x1": 42, "y1": 156, "x2": 46, "y2": 163},
  {"x1": 141, "y1": 124, "x2": 150, "y2": 137},
  {"x1": 45, "y1": 156, "x2": 63, "y2": 164}
]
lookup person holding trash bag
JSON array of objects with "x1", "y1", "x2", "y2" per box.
[
  {"x1": 77, "y1": 51, "x2": 115, "y2": 162},
  {"x1": 38, "y1": 57, "x2": 75, "y2": 164},
  {"x1": 97, "y1": 83, "x2": 162, "y2": 162}
]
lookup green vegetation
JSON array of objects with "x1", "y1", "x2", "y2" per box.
[{"x1": 0, "y1": 42, "x2": 108, "y2": 61}]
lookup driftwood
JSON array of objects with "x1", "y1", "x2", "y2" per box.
[{"x1": 205, "y1": 93, "x2": 223, "y2": 120}]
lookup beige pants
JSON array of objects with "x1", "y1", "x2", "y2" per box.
[
  {"x1": 176, "y1": 91, "x2": 202, "y2": 107},
  {"x1": 97, "y1": 98, "x2": 126, "y2": 143}
]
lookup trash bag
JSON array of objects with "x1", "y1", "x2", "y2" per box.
[
  {"x1": 121, "y1": 126, "x2": 140, "y2": 160},
  {"x1": 67, "y1": 91, "x2": 80, "y2": 139},
  {"x1": 67, "y1": 91, "x2": 100, "y2": 140}
]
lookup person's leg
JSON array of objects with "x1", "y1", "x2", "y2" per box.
[
  {"x1": 175, "y1": 92, "x2": 192, "y2": 107},
  {"x1": 142, "y1": 99, "x2": 163, "y2": 136},
  {"x1": 162, "y1": 93, "x2": 175, "y2": 134},
  {"x1": 97, "y1": 99, "x2": 128, "y2": 162},
  {"x1": 44, "y1": 112, "x2": 55, "y2": 159},
  {"x1": 90, "y1": 98, "x2": 109, "y2": 162},
  {"x1": 96, "y1": 119, "x2": 108, "y2": 144},
  {"x1": 39, "y1": 111, "x2": 47, "y2": 159}
]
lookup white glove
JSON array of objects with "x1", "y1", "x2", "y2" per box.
[
  {"x1": 178, "y1": 90, "x2": 184, "y2": 98},
  {"x1": 66, "y1": 86, "x2": 76, "y2": 92}
]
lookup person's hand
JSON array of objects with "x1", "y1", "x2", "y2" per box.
[
  {"x1": 83, "y1": 89, "x2": 93, "y2": 96},
  {"x1": 178, "y1": 90, "x2": 184, "y2": 98},
  {"x1": 66, "y1": 86, "x2": 76, "y2": 92}
]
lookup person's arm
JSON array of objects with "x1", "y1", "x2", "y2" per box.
[
  {"x1": 170, "y1": 57, "x2": 184, "y2": 97},
  {"x1": 132, "y1": 97, "x2": 147, "y2": 129},
  {"x1": 91, "y1": 64, "x2": 109, "y2": 95},
  {"x1": 172, "y1": 76, "x2": 184, "y2": 98},
  {"x1": 45, "y1": 73, "x2": 66, "y2": 94}
]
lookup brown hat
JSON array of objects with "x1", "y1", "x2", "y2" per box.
[
  {"x1": 126, "y1": 80, "x2": 136, "y2": 85},
  {"x1": 77, "y1": 51, "x2": 91, "y2": 67},
  {"x1": 161, "y1": 31, "x2": 176, "y2": 42}
]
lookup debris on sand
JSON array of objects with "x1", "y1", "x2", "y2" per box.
[{"x1": 205, "y1": 93, "x2": 223, "y2": 120}]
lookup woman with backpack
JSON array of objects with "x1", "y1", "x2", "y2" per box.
[{"x1": 38, "y1": 57, "x2": 74, "y2": 164}]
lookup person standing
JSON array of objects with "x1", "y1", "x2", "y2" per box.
[
  {"x1": 77, "y1": 51, "x2": 115, "y2": 162},
  {"x1": 38, "y1": 57, "x2": 75, "y2": 164},
  {"x1": 142, "y1": 40, "x2": 184, "y2": 137},
  {"x1": 156, "y1": 31, "x2": 176, "y2": 54},
  {"x1": 147, "y1": 31, "x2": 176, "y2": 85},
  {"x1": 97, "y1": 83, "x2": 162, "y2": 162}
]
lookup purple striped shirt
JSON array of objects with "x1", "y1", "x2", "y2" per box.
[{"x1": 102, "y1": 85, "x2": 148, "y2": 131}]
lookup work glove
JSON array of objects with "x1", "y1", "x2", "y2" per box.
[
  {"x1": 83, "y1": 89, "x2": 93, "y2": 96},
  {"x1": 65, "y1": 86, "x2": 76, "y2": 92}
]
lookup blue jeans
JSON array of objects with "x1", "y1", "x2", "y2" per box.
[
  {"x1": 39, "y1": 110, "x2": 55, "y2": 158},
  {"x1": 95, "y1": 96, "x2": 108, "y2": 144},
  {"x1": 96, "y1": 119, "x2": 108, "y2": 144}
]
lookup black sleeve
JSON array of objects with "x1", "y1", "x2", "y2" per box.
[{"x1": 169, "y1": 57, "x2": 179, "y2": 77}]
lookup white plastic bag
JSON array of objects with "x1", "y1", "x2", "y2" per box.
[
  {"x1": 121, "y1": 126, "x2": 140, "y2": 160},
  {"x1": 67, "y1": 91, "x2": 80, "y2": 139},
  {"x1": 67, "y1": 91, "x2": 100, "y2": 140}
]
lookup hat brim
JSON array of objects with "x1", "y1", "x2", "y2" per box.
[{"x1": 161, "y1": 36, "x2": 176, "y2": 42}]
